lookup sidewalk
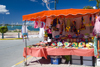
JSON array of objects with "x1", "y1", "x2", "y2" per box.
[
  {"x1": 0, "y1": 35, "x2": 39, "y2": 40},
  {"x1": 14, "y1": 57, "x2": 100, "y2": 67}
]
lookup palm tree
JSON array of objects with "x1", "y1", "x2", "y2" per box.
[
  {"x1": 54, "y1": 0, "x2": 59, "y2": 10},
  {"x1": 89, "y1": 0, "x2": 100, "y2": 9},
  {"x1": 83, "y1": 6, "x2": 93, "y2": 9}
]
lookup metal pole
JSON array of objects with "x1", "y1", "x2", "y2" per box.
[{"x1": 24, "y1": 21, "x2": 28, "y2": 66}]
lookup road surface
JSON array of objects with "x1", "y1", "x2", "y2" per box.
[{"x1": 0, "y1": 38, "x2": 43, "y2": 67}]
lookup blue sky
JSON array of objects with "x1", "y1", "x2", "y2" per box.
[{"x1": 0, "y1": 0, "x2": 96, "y2": 25}]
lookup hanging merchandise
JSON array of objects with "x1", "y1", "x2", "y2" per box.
[
  {"x1": 39, "y1": 28, "x2": 45, "y2": 38},
  {"x1": 71, "y1": 21, "x2": 77, "y2": 33},
  {"x1": 72, "y1": 42, "x2": 78, "y2": 47},
  {"x1": 34, "y1": 21, "x2": 38, "y2": 28},
  {"x1": 94, "y1": 36, "x2": 98, "y2": 57},
  {"x1": 57, "y1": 42, "x2": 63, "y2": 47},
  {"x1": 51, "y1": 42, "x2": 57, "y2": 46},
  {"x1": 46, "y1": 17, "x2": 53, "y2": 27},
  {"x1": 60, "y1": 21, "x2": 64, "y2": 35},
  {"x1": 41, "y1": 22, "x2": 44, "y2": 28},
  {"x1": 56, "y1": 18, "x2": 60, "y2": 28},
  {"x1": 52, "y1": 18, "x2": 57, "y2": 27},
  {"x1": 64, "y1": 42, "x2": 69, "y2": 47},
  {"x1": 52, "y1": 18, "x2": 60, "y2": 31},
  {"x1": 91, "y1": 15, "x2": 95, "y2": 26},
  {"x1": 80, "y1": 17, "x2": 86, "y2": 30},
  {"x1": 89, "y1": 15, "x2": 92, "y2": 26},
  {"x1": 93, "y1": 16, "x2": 100, "y2": 34},
  {"x1": 78, "y1": 42, "x2": 85, "y2": 48},
  {"x1": 66, "y1": 19, "x2": 70, "y2": 32},
  {"x1": 21, "y1": 24, "x2": 28, "y2": 41},
  {"x1": 38, "y1": 20, "x2": 41, "y2": 28},
  {"x1": 86, "y1": 15, "x2": 92, "y2": 27}
]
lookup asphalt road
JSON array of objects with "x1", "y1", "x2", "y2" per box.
[{"x1": 0, "y1": 38, "x2": 43, "y2": 67}]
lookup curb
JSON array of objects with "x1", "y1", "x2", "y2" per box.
[{"x1": 0, "y1": 38, "x2": 23, "y2": 40}]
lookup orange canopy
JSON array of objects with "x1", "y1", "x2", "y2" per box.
[{"x1": 22, "y1": 9, "x2": 100, "y2": 21}]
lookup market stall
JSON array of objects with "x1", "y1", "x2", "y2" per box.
[{"x1": 22, "y1": 9, "x2": 100, "y2": 66}]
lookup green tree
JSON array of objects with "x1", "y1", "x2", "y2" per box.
[
  {"x1": 0, "y1": 26, "x2": 8, "y2": 39},
  {"x1": 83, "y1": 6, "x2": 93, "y2": 9},
  {"x1": 89, "y1": 0, "x2": 100, "y2": 9}
]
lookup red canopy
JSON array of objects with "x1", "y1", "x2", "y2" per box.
[{"x1": 22, "y1": 9, "x2": 100, "y2": 21}]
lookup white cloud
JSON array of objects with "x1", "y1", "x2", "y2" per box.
[
  {"x1": 30, "y1": 0, "x2": 38, "y2": 2},
  {"x1": 6, "y1": 12, "x2": 10, "y2": 15},
  {"x1": 0, "y1": 5, "x2": 10, "y2": 14}
]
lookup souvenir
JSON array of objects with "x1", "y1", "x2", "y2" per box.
[
  {"x1": 64, "y1": 42, "x2": 69, "y2": 47},
  {"x1": 51, "y1": 42, "x2": 57, "y2": 46},
  {"x1": 57, "y1": 42, "x2": 63, "y2": 47},
  {"x1": 71, "y1": 21, "x2": 77, "y2": 33},
  {"x1": 78, "y1": 42, "x2": 85, "y2": 48},
  {"x1": 39, "y1": 42, "x2": 46, "y2": 47},
  {"x1": 73, "y1": 38, "x2": 77, "y2": 42},
  {"x1": 80, "y1": 17, "x2": 86, "y2": 30},
  {"x1": 66, "y1": 19, "x2": 71, "y2": 32},
  {"x1": 72, "y1": 42, "x2": 78, "y2": 47},
  {"x1": 72, "y1": 34, "x2": 78, "y2": 38},
  {"x1": 86, "y1": 42, "x2": 94, "y2": 48}
]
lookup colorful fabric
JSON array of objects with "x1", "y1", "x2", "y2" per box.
[
  {"x1": 93, "y1": 16, "x2": 100, "y2": 34},
  {"x1": 34, "y1": 21, "x2": 38, "y2": 28},
  {"x1": 41, "y1": 22, "x2": 44, "y2": 28},
  {"x1": 46, "y1": 17, "x2": 52, "y2": 27}
]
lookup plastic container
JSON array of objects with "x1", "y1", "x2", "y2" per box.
[{"x1": 51, "y1": 56, "x2": 61, "y2": 64}]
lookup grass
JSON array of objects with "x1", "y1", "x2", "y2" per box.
[{"x1": 0, "y1": 38, "x2": 23, "y2": 40}]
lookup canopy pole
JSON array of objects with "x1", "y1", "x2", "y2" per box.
[{"x1": 24, "y1": 20, "x2": 28, "y2": 66}]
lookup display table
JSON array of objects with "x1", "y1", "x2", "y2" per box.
[
  {"x1": 23, "y1": 47, "x2": 47, "y2": 59},
  {"x1": 23, "y1": 47, "x2": 94, "y2": 58},
  {"x1": 23, "y1": 47, "x2": 95, "y2": 66},
  {"x1": 46, "y1": 48, "x2": 94, "y2": 56}
]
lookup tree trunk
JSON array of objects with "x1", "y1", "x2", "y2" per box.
[
  {"x1": 18, "y1": 32, "x2": 20, "y2": 38},
  {"x1": 2, "y1": 33, "x2": 4, "y2": 39}
]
